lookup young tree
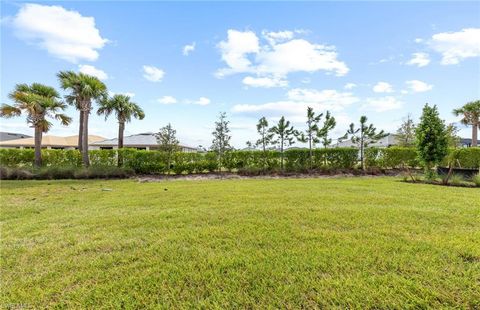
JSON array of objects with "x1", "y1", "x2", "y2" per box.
[
  {"x1": 269, "y1": 116, "x2": 297, "y2": 171},
  {"x1": 156, "y1": 123, "x2": 180, "y2": 175},
  {"x1": 446, "y1": 123, "x2": 460, "y2": 148},
  {"x1": 255, "y1": 117, "x2": 273, "y2": 152},
  {"x1": 415, "y1": 104, "x2": 448, "y2": 179},
  {"x1": 211, "y1": 112, "x2": 232, "y2": 170},
  {"x1": 453, "y1": 100, "x2": 480, "y2": 147},
  {"x1": 58, "y1": 71, "x2": 107, "y2": 167},
  {"x1": 396, "y1": 114, "x2": 416, "y2": 146},
  {"x1": 0, "y1": 83, "x2": 71, "y2": 167},
  {"x1": 255, "y1": 116, "x2": 274, "y2": 170},
  {"x1": 341, "y1": 116, "x2": 388, "y2": 170},
  {"x1": 297, "y1": 107, "x2": 323, "y2": 169},
  {"x1": 318, "y1": 111, "x2": 336, "y2": 148}
]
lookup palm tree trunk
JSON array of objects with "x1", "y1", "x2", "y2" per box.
[
  {"x1": 82, "y1": 108, "x2": 90, "y2": 167},
  {"x1": 472, "y1": 123, "x2": 478, "y2": 147},
  {"x1": 78, "y1": 110, "x2": 84, "y2": 151},
  {"x1": 34, "y1": 126, "x2": 42, "y2": 168},
  {"x1": 118, "y1": 121, "x2": 125, "y2": 166}
]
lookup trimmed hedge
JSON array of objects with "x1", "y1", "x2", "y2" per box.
[{"x1": 1, "y1": 147, "x2": 478, "y2": 175}]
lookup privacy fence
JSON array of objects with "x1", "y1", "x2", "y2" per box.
[{"x1": 1, "y1": 147, "x2": 479, "y2": 174}]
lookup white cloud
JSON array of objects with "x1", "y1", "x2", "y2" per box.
[
  {"x1": 216, "y1": 29, "x2": 260, "y2": 77},
  {"x1": 192, "y1": 97, "x2": 211, "y2": 106},
  {"x1": 157, "y1": 96, "x2": 177, "y2": 104},
  {"x1": 216, "y1": 29, "x2": 349, "y2": 88},
  {"x1": 362, "y1": 96, "x2": 404, "y2": 112},
  {"x1": 142, "y1": 65, "x2": 165, "y2": 82},
  {"x1": 79, "y1": 65, "x2": 108, "y2": 80},
  {"x1": 405, "y1": 80, "x2": 433, "y2": 92},
  {"x1": 11, "y1": 3, "x2": 107, "y2": 63},
  {"x1": 414, "y1": 38, "x2": 423, "y2": 43},
  {"x1": 406, "y1": 52, "x2": 430, "y2": 67},
  {"x1": 344, "y1": 83, "x2": 357, "y2": 90},
  {"x1": 232, "y1": 88, "x2": 359, "y2": 119},
  {"x1": 429, "y1": 28, "x2": 480, "y2": 65},
  {"x1": 262, "y1": 30, "x2": 294, "y2": 45},
  {"x1": 242, "y1": 76, "x2": 288, "y2": 88},
  {"x1": 373, "y1": 82, "x2": 394, "y2": 93},
  {"x1": 183, "y1": 42, "x2": 195, "y2": 56}
]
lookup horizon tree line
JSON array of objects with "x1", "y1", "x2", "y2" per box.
[{"x1": 1, "y1": 72, "x2": 478, "y2": 169}]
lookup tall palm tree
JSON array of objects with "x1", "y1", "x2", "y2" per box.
[
  {"x1": 0, "y1": 83, "x2": 71, "y2": 167},
  {"x1": 453, "y1": 100, "x2": 480, "y2": 147},
  {"x1": 97, "y1": 94, "x2": 145, "y2": 166},
  {"x1": 58, "y1": 71, "x2": 107, "y2": 166}
]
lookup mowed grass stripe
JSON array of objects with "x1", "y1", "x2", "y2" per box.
[{"x1": 1, "y1": 177, "x2": 479, "y2": 308}]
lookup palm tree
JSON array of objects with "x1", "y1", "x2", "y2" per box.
[
  {"x1": 0, "y1": 83, "x2": 71, "y2": 167},
  {"x1": 97, "y1": 94, "x2": 145, "y2": 166},
  {"x1": 453, "y1": 100, "x2": 480, "y2": 147},
  {"x1": 58, "y1": 71, "x2": 107, "y2": 166}
]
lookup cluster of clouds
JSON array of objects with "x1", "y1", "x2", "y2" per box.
[
  {"x1": 158, "y1": 96, "x2": 211, "y2": 106},
  {"x1": 8, "y1": 3, "x2": 169, "y2": 85},
  {"x1": 216, "y1": 29, "x2": 349, "y2": 88},
  {"x1": 5, "y1": 3, "x2": 480, "y2": 127},
  {"x1": 372, "y1": 80, "x2": 433, "y2": 94},
  {"x1": 406, "y1": 28, "x2": 480, "y2": 67}
]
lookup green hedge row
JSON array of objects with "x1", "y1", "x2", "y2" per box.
[{"x1": 1, "y1": 147, "x2": 478, "y2": 174}]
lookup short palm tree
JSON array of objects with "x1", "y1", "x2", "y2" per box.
[
  {"x1": 58, "y1": 71, "x2": 107, "y2": 166},
  {"x1": 97, "y1": 94, "x2": 145, "y2": 165},
  {"x1": 0, "y1": 83, "x2": 71, "y2": 167},
  {"x1": 453, "y1": 100, "x2": 480, "y2": 147}
]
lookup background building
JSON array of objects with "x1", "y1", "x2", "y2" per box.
[
  {"x1": 0, "y1": 135, "x2": 105, "y2": 150},
  {"x1": 90, "y1": 132, "x2": 198, "y2": 152}
]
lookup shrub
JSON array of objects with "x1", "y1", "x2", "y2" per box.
[
  {"x1": 34, "y1": 166, "x2": 76, "y2": 179},
  {"x1": 0, "y1": 149, "x2": 35, "y2": 167},
  {"x1": 449, "y1": 174, "x2": 465, "y2": 186},
  {"x1": 73, "y1": 166, "x2": 134, "y2": 179},
  {"x1": 0, "y1": 167, "x2": 34, "y2": 180},
  {"x1": 472, "y1": 174, "x2": 480, "y2": 187}
]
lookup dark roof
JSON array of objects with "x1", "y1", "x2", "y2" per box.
[
  {"x1": 0, "y1": 132, "x2": 31, "y2": 142},
  {"x1": 460, "y1": 138, "x2": 480, "y2": 145}
]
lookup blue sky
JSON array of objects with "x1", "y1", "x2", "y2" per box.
[{"x1": 1, "y1": 1, "x2": 479, "y2": 148}]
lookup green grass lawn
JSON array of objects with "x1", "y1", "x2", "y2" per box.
[{"x1": 1, "y1": 177, "x2": 479, "y2": 308}]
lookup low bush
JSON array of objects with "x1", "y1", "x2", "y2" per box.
[
  {"x1": 0, "y1": 166, "x2": 134, "y2": 180},
  {"x1": 73, "y1": 166, "x2": 135, "y2": 179},
  {"x1": 472, "y1": 174, "x2": 480, "y2": 187}
]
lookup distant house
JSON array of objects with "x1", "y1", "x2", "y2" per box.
[
  {"x1": 332, "y1": 133, "x2": 399, "y2": 148},
  {"x1": 459, "y1": 138, "x2": 479, "y2": 147},
  {"x1": 332, "y1": 133, "x2": 479, "y2": 148},
  {"x1": 0, "y1": 132, "x2": 31, "y2": 142},
  {"x1": 0, "y1": 135, "x2": 106, "y2": 150},
  {"x1": 89, "y1": 132, "x2": 198, "y2": 152}
]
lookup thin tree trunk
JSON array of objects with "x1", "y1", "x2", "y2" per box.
[
  {"x1": 309, "y1": 136, "x2": 312, "y2": 170},
  {"x1": 34, "y1": 126, "x2": 42, "y2": 168},
  {"x1": 117, "y1": 121, "x2": 125, "y2": 166},
  {"x1": 280, "y1": 137, "x2": 284, "y2": 171},
  {"x1": 472, "y1": 123, "x2": 478, "y2": 147},
  {"x1": 82, "y1": 108, "x2": 90, "y2": 167},
  {"x1": 78, "y1": 110, "x2": 84, "y2": 151}
]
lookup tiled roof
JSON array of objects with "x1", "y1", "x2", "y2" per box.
[{"x1": 0, "y1": 135, "x2": 106, "y2": 147}]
